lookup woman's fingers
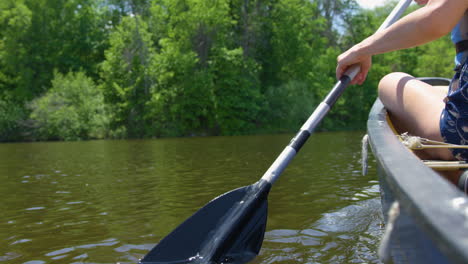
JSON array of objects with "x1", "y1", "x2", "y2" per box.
[{"x1": 336, "y1": 54, "x2": 372, "y2": 85}]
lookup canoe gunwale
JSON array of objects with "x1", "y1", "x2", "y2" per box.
[{"x1": 367, "y1": 99, "x2": 468, "y2": 264}]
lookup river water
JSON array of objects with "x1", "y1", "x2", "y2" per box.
[{"x1": 0, "y1": 131, "x2": 383, "y2": 263}]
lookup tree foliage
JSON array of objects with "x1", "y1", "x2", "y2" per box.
[
  {"x1": 29, "y1": 71, "x2": 109, "y2": 141},
  {"x1": 0, "y1": 96, "x2": 27, "y2": 142},
  {"x1": 0, "y1": 0, "x2": 458, "y2": 141},
  {"x1": 100, "y1": 15, "x2": 156, "y2": 138}
]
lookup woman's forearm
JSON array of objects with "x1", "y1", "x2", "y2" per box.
[
  {"x1": 336, "y1": 0, "x2": 468, "y2": 84},
  {"x1": 357, "y1": 0, "x2": 467, "y2": 57}
]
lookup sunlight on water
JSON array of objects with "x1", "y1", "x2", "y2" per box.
[{"x1": 0, "y1": 132, "x2": 383, "y2": 263}]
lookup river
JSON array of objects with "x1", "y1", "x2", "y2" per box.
[{"x1": 0, "y1": 131, "x2": 383, "y2": 263}]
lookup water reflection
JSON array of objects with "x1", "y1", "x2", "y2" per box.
[{"x1": 0, "y1": 132, "x2": 382, "y2": 263}]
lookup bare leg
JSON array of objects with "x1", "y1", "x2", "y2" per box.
[{"x1": 378, "y1": 72, "x2": 459, "y2": 183}]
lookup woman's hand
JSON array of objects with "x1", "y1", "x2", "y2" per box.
[{"x1": 336, "y1": 44, "x2": 372, "y2": 85}]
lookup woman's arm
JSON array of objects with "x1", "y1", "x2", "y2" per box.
[{"x1": 336, "y1": 0, "x2": 468, "y2": 85}]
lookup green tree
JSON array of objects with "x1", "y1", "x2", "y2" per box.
[
  {"x1": 100, "y1": 15, "x2": 156, "y2": 138},
  {"x1": 210, "y1": 48, "x2": 261, "y2": 134},
  {"x1": 0, "y1": 96, "x2": 27, "y2": 142},
  {"x1": 29, "y1": 71, "x2": 109, "y2": 141},
  {"x1": 260, "y1": 0, "x2": 331, "y2": 131},
  {"x1": 0, "y1": 0, "x2": 32, "y2": 99},
  {"x1": 0, "y1": 0, "x2": 108, "y2": 101},
  {"x1": 316, "y1": 0, "x2": 359, "y2": 46},
  {"x1": 147, "y1": 37, "x2": 209, "y2": 136},
  {"x1": 146, "y1": 0, "x2": 233, "y2": 136}
]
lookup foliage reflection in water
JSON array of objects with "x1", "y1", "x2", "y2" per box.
[{"x1": 0, "y1": 131, "x2": 382, "y2": 263}]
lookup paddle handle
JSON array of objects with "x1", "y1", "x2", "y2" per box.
[{"x1": 261, "y1": 0, "x2": 413, "y2": 185}]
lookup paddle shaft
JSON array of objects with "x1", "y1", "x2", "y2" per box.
[{"x1": 261, "y1": 0, "x2": 413, "y2": 185}]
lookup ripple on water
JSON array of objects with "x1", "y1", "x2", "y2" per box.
[
  {"x1": 72, "y1": 253, "x2": 88, "y2": 260},
  {"x1": 314, "y1": 198, "x2": 382, "y2": 233},
  {"x1": 114, "y1": 243, "x2": 149, "y2": 253},
  {"x1": 259, "y1": 198, "x2": 383, "y2": 263},
  {"x1": 265, "y1": 229, "x2": 325, "y2": 246},
  {"x1": 66, "y1": 201, "x2": 85, "y2": 205},
  {"x1": 42, "y1": 238, "x2": 121, "y2": 262},
  {"x1": 25, "y1": 207, "x2": 46, "y2": 211},
  {"x1": 0, "y1": 252, "x2": 21, "y2": 262},
  {"x1": 10, "y1": 239, "x2": 32, "y2": 245},
  {"x1": 45, "y1": 247, "x2": 74, "y2": 257}
]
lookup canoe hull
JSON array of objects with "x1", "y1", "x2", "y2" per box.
[{"x1": 367, "y1": 98, "x2": 468, "y2": 264}]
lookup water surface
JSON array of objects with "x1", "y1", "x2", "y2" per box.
[{"x1": 0, "y1": 131, "x2": 382, "y2": 263}]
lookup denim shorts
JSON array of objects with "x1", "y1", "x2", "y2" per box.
[{"x1": 440, "y1": 62, "x2": 468, "y2": 161}]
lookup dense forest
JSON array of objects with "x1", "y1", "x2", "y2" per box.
[{"x1": 0, "y1": 0, "x2": 454, "y2": 141}]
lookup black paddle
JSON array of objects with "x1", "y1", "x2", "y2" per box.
[{"x1": 139, "y1": 1, "x2": 412, "y2": 263}]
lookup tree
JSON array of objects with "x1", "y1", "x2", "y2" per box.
[
  {"x1": 100, "y1": 15, "x2": 155, "y2": 138},
  {"x1": 0, "y1": 96, "x2": 27, "y2": 142},
  {"x1": 146, "y1": 0, "x2": 235, "y2": 136},
  {"x1": 210, "y1": 48, "x2": 261, "y2": 134},
  {"x1": 260, "y1": 0, "x2": 332, "y2": 130},
  {"x1": 0, "y1": 0, "x2": 32, "y2": 99},
  {"x1": 316, "y1": 0, "x2": 359, "y2": 46},
  {"x1": 29, "y1": 71, "x2": 109, "y2": 141},
  {"x1": 0, "y1": 0, "x2": 108, "y2": 101}
]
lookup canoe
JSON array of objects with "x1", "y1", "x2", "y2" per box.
[{"x1": 367, "y1": 78, "x2": 468, "y2": 264}]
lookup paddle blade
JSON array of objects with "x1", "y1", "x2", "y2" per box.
[{"x1": 139, "y1": 182, "x2": 270, "y2": 264}]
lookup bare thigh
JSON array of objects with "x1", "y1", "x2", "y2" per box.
[{"x1": 378, "y1": 72, "x2": 453, "y2": 161}]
